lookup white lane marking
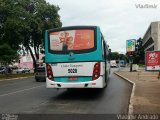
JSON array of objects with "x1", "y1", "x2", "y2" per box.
[{"x1": 0, "y1": 85, "x2": 45, "y2": 97}]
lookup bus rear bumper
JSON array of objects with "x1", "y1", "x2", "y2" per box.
[{"x1": 46, "y1": 76, "x2": 105, "y2": 88}]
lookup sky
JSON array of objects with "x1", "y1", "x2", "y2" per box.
[{"x1": 46, "y1": 0, "x2": 160, "y2": 53}]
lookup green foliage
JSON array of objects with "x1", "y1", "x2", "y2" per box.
[
  {"x1": 0, "y1": 44, "x2": 19, "y2": 65},
  {"x1": 110, "y1": 52, "x2": 127, "y2": 61},
  {"x1": 133, "y1": 38, "x2": 145, "y2": 64},
  {"x1": 110, "y1": 52, "x2": 119, "y2": 60},
  {"x1": 0, "y1": 73, "x2": 34, "y2": 80},
  {"x1": 0, "y1": 0, "x2": 62, "y2": 70},
  {"x1": 119, "y1": 54, "x2": 127, "y2": 61}
]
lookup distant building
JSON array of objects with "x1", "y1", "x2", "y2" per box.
[
  {"x1": 13, "y1": 54, "x2": 44, "y2": 69},
  {"x1": 142, "y1": 21, "x2": 160, "y2": 51}
]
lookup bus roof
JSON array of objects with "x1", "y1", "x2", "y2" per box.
[{"x1": 47, "y1": 26, "x2": 100, "y2": 32}]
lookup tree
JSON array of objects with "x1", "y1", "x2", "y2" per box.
[
  {"x1": 110, "y1": 52, "x2": 119, "y2": 60},
  {"x1": 0, "y1": 0, "x2": 62, "y2": 72},
  {"x1": 0, "y1": 44, "x2": 19, "y2": 65},
  {"x1": 21, "y1": 0, "x2": 62, "y2": 72},
  {"x1": 0, "y1": 0, "x2": 26, "y2": 49},
  {"x1": 119, "y1": 54, "x2": 127, "y2": 61},
  {"x1": 133, "y1": 38, "x2": 144, "y2": 64}
]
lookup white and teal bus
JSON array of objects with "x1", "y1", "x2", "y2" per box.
[{"x1": 45, "y1": 26, "x2": 110, "y2": 89}]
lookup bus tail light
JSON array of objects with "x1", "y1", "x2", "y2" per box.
[
  {"x1": 46, "y1": 64, "x2": 54, "y2": 81},
  {"x1": 92, "y1": 62, "x2": 101, "y2": 80}
]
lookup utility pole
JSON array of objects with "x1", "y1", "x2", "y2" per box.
[{"x1": 129, "y1": 55, "x2": 133, "y2": 72}]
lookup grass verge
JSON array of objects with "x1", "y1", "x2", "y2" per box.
[
  {"x1": 138, "y1": 64, "x2": 145, "y2": 67},
  {"x1": 0, "y1": 73, "x2": 34, "y2": 80}
]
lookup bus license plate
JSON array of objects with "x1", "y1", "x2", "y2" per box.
[{"x1": 68, "y1": 77, "x2": 77, "y2": 80}]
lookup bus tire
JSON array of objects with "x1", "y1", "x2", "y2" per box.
[{"x1": 35, "y1": 79, "x2": 39, "y2": 82}]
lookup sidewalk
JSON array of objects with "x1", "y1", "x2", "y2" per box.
[{"x1": 115, "y1": 67, "x2": 160, "y2": 114}]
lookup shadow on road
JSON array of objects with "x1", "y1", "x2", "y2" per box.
[{"x1": 53, "y1": 88, "x2": 107, "y2": 101}]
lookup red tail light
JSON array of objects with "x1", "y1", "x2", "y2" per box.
[
  {"x1": 46, "y1": 64, "x2": 54, "y2": 81},
  {"x1": 92, "y1": 62, "x2": 101, "y2": 80}
]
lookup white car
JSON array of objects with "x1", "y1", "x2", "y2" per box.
[
  {"x1": 16, "y1": 68, "x2": 30, "y2": 73},
  {"x1": 110, "y1": 60, "x2": 118, "y2": 68}
]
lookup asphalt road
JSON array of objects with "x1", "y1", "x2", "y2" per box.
[{"x1": 0, "y1": 68, "x2": 132, "y2": 114}]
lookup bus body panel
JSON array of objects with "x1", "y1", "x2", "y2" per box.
[
  {"x1": 51, "y1": 62, "x2": 104, "y2": 77},
  {"x1": 46, "y1": 76, "x2": 106, "y2": 88},
  {"x1": 46, "y1": 62, "x2": 105, "y2": 88}
]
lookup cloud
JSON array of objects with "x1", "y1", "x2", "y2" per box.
[{"x1": 46, "y1": 0, "x2": 160, "y2": 53}]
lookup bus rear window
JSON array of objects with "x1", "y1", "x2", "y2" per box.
[{"x1": 49, "y1": 29, "x2": 95, "y2": 54}]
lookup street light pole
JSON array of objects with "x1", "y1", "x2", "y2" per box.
[{"x1": 129, "y1": 55, "x2": 133, "y2": 72}]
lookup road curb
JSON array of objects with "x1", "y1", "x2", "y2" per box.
[
  {"x1": 114, "y1": 72, "x2": 135, "y2": 115},
  {"x1": 0, "y1": 76, "x2": 34, "y2": 82}
]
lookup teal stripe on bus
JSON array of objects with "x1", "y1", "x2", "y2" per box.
[{"x1": 54, "y1": 76, "x2": 92, "y2": 82}]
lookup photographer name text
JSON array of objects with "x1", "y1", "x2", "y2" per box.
[{"x1": 135, "y1": 4, "x2": 158, "y2": 9}]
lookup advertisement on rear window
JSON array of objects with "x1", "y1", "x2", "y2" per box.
[
  {"x1": 145, "y1": 51, "x2": 160, "y2": 71},
  {"x1": 49, "y1": 30, "x2": 94, "y2": 51}
]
